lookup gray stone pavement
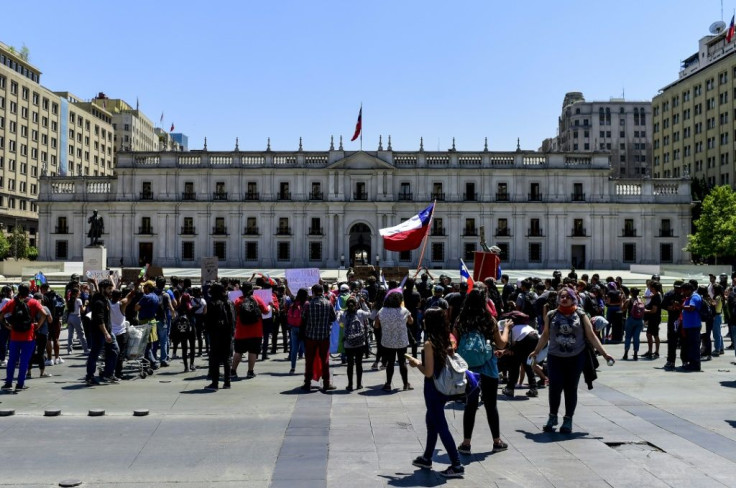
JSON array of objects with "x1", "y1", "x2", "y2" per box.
[{"x1": 1, "y1": 331, "x2": 736, "y2": 487}]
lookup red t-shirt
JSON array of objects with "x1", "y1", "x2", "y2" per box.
[
  {"x1": 2, "y1": 297, "x2": 43, "y2": 342},
  {"x1": 234, "y1": 294, "x2": 270, "y2": 339}
]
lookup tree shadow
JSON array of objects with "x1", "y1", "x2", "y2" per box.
[{"x1": 516, "y1": 429, "x2": 600, "y2": 443}]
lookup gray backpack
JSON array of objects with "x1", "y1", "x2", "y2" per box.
[{"x1": 433, "y1": 353, "x2": 468, "y2": 397}]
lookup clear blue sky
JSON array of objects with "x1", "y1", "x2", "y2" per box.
[{"x1": 3, "y1": 1, "x2": 731, "y2": 151}]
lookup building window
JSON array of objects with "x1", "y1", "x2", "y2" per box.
[
  {"x1": 623, "y1": 243, "x2": 636, "y2": 263},
  {"x1": 181, "y1": 241, "x2": 195, "y2": 261},
  {"x1": 496, "y1": 182, "x2": 509, "y2": 201},
  {"x1": 464, "y1": 242, "x2": 475, "y2": 261},
  {"x1": 399, "y1": 182, "x2": 412, "y2": 200},
  {"x1": 309, "y1": 242, "x2": 322, "y2": 261},
  {"x1": 432, "y1": 182, "x2": 445, "y2": 201},
  {"x1": 660, "y1": 243, "x2": 673, "y2": 263},
  {"x1": 497, "y1": 243, "x2": 509, "y2": 261},
  {"x1": 55, "y1": 240, "x2": 68, "y2": 260},
  {"x1": 213, "y1": 241, "x2": 227, "y2": 260},
  {"x1": 141, "y1": 181, "x2": 153, "y2": 200},
  {"x1": 279, "y1": 182, "x2": 291, "y2": 200},
  {"x1": 245, "y1": 242, "x2": 258, "y2": 261},
  {"x1": 399, "y1": 250, "x2": 412, "y2": 262},
  {"x1": 464, "y1": 182, "x2": 476, "y2": 201},
  {"x1": 277, "y1": 217, "x2": 290, "y2": 235},
  {"x1": 497, "y1": 218, "x2": 509, "y2": 236},
  {"x1": 431, "y1": 242, "x2": 444, "y2": 262},
  {"x1": 431, "y1": 218, "x2": 445, "y2": 236},
  {"x1": 277, "y1": 242, "x2": 290, "y2": 261},
  {"x1": 528, "y1": 243, "x2": 542, "y2": 262},
  {"x1": 354, "y1": 181, "x2": 367, "y2": 200}
]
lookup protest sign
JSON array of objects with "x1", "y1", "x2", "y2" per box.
[
  {"x1": 285, "y1": 268, "x2": 321, "y2": 294},
  {"x1": 228, "y1": 290, "x2": 243, "y2": 302},
  {"x1": 254, "y1": 288, "x2": 273, "y2": 304},
  {"x1": 201, "y1": 257, "x2": 218, "y2": 282}
]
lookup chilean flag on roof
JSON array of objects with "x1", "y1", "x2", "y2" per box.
[
  {"x1": 379, "y1": 203, "x2": 434, "y2": 252},
  {"x1": 459, "y1": 258, "x2": 474, "y2": 292}
]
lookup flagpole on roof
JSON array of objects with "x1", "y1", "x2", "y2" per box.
[
  {"x1": 413, "y1": 200, "x2": 437, "y2": 278},
  {"x1": 360, "y1": 103, "x2": 363, "y2": 151}
]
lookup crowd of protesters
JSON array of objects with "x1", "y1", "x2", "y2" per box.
[{"x1": 1, "y1": 266, "x2": 735, "y2": 477}]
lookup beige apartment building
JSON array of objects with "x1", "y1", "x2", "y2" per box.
[
  {"x1": 551, "y1": 92, "x2": 652, "y2": 178},
  {"x1": 91, "y1": 95, "x2": 157, "y2": 153},
  {"x1": 652, "y1": 26, "x2": 736, "y2": 187},
  {"x1": 0, "y1": 42, "x2": 114, "y2": 248}
]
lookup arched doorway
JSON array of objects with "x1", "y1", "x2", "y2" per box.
[{"x1": 349, "y1": 223, "x2": 372, "y2": 266}]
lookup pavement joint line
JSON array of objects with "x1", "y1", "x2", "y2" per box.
[{"x1": 127, "y1": 417, "x2": 163, "y2": 469}]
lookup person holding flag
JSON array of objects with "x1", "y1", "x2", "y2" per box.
[
  {"x1": 459, "y1": 259, "x2": 474, "y2": 293},
  {"x1": 379, "y1": 203, "x2": 434, "y2": 252}
]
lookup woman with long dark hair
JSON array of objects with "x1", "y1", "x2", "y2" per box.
[
  {"x1": 370, "y1": 288, "x2": 387, "y2": 370},
  {"x1": 407, "y1": 307, "x2": 464, "y2": 478},
  {"x1": 287, "y1": 288, "x2": 309, "y2": 374},
  {"x1": 454, "y1": 287, "x2": 509, "y2": 455}
]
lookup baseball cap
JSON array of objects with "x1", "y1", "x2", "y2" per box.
[
  {"x1": 339, "y1": 284, "x2": 350, "y2": 292},
  {"x1": 673, "y1": 280, "x2": 684, "y2": 288},
  {"x1": 434, "y1": 285, "x2": 444, "y2": 293}
]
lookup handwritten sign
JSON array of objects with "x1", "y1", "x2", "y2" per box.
[
  {"x1": 254, "y1": 288, "x2": 273, "y2": 304},
  {"x1": 228, "y1": 290, "x2": 243, "y2": 302},
  {"x1": 285, "y1": 268, "x2": 321, "y2": 294},
  {"x1": 86, "y1": 270, "x2": 120, "y2": 283},
  {"x1": 201, "y1": 257, "x2": 218, "y2": 283}
]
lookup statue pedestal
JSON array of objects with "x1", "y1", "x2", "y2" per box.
[{"x1": 83, "y1": 246, "x2": 107, "y2": 276}]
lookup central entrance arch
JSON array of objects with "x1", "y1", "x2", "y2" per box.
[{"x1": 349, "y1": 223, "x2": 372, "y2": 266}]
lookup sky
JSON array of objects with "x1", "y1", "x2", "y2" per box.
[{"x1": 3, "y1": 1, "x2": 733, "y2": 152}]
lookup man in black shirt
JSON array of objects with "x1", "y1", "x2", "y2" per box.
[{"x1": 85, "y1": 280, "x2": 119, "y2": 385}]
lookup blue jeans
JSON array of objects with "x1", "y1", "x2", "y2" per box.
[
  {"x1": 712, "y1": 314, "x2": 724, "y2": 352},
  {"x1": 422, "y1": 378, "x2": 461, "y2": 466},
  {"x1": 5, "y1": 340, "x2": 35, "y2": 387},
  {"x1": 86, "y1": 330, "x2": 120, "y2": 379},
  {"x1": 289, "y1": 327, "x2": 304, "y2": 370},
  {"x1": 624, "y1": 317, "x2": 644, "y2": 353},
  {"x1": 155, "y1": 318, "x2": 170, "y2": 363}
]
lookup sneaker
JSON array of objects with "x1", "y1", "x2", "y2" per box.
[
  {"x1": 56, "y1": 357, "x2": 64, "y2": 364},
  {"x1": 412, "y1": 456, "x2": 432, "y2": 469},
  {"x1": 1, "y1": 383, "x2": 12, "y2": 390},
  {"x1": 664, "y1": 361, "x2": 675, "y2": 370},
  {"x1": 0, "y1": 360, "x2": 6, "y2": 367},
  {"x1": 85, "y1": 377, "x2": 100, "y2": 386},
  {"x1": 526, "y1": 388, "x2": 538, "y2": 397},
  {"x1": 712, "y1": 351, "x2": 720, "y2": 357},
  {"x1": 246, "y1": 371, "x2": 256, "y2": 379},
  {"x1": 700, "y1": 355, "x2": 712, "y2": 362},
  {"x1": 44, "y1": 359, "x2": 53, "y2": 367},
  {"x1": 102, "y1": 376, "x2": 120, "y2": 384},
  {"x1": 160, "y1": 361, "x2": 170, "y2": 368},
  {"x1": 501, "y1": 387, "x2": 514, "y2": 398},
  {"x1": 222, "y1": 382, "x2": 231, "y2": 389},
  {"x1": 323, "y1": 384, "x2": 337, "y2": 391},
  {"x1": 14, "y1": 384, "x2": 28, "y2": 392},
  {"x1": 457, "y1": 443, "x2": 471, "y2": 454},
  {"x1": 653, "y1": 352, "x2": 660, "y2": 359},
  {"x1": 289, "y1": 368, "x2": 295, "y2": 375},
  {"x1": 492, "y1": 441, "x2": 508, "y2": 452},
  {"x1": 230, "y1": 369, "x2": 238, "y2": 379},
  {"x1": 205, "y1": 383, "x2": 218, "y2": 390},
  {"x1": 440, "y1": 465, "x2": 465, "y2": 478},
  {"x1": 641, "y1": 352, "x2": 653, "y2": 359}
]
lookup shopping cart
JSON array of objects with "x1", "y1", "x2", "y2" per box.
[{"x1": 126, "y1": 322, "x2": 155, "y2": 378}]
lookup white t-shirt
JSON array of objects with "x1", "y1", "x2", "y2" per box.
[{"x1": 110, "y1": 301, "x2": 126, "y2": 336}]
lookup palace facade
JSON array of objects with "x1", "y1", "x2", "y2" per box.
[{"x1": 37, "y1": 147, "x2": 692, "y2": 270}]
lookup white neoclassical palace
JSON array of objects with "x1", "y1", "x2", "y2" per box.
[{"x1": 37, "y1": 147, "x2": 692, "y2": 270}]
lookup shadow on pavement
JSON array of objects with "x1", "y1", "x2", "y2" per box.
[
  {"x1": 179, "y1": 388, "x2": 217, "y2": 394},
  {"x1": 379, "y1": 469, "x2": 445, "y2": 487},
  {"x1": 719, "y1": 380, "x2": 736, "y2": 388},
  {"x1": 61, "y1": 384, "x2": 94, "y2": 390},
  {"x1": 516, "y1": 429, "x2": 600, "y2": 443},
  {"x1": 726, "y1": 420, "x2": 736, "y2": 428}
]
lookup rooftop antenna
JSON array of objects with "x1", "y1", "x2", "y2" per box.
[{"x1": 710, "y1": 20, "x2": 727, "y2": 34}]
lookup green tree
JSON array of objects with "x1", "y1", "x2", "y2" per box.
[
  {"x1": 686, "y1": 185, "x2": 736, "y2": 263},
  {"x1": 27, "y1": 246, "x2": 38, "y2": 261},
  {"x1": 7, "y1": 227, "x2": 28, "y2": 259},
  {"x1": 0, "y1": 232, "x2": 9, "y2": 259}
]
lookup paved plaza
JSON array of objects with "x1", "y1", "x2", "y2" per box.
[{"x1": 1, "y1": 332, "x2": 735, "y2": 488}]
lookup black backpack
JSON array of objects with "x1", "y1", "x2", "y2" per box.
[
  {"x1": 47, "y1": 291, "x2": 65, "y2": 319},
  {"x1": 699, "y1": 298, "x2": 713, "y2": 324},
  {"x1": 343, "y1": 313, "x2": 366, "y2": 348},
  {"x1": 10, "y1": 297, "x2": 32, "y2": 332},
  {"x1": 239, "y1": 296, "x2": 261, "y2": 324}
]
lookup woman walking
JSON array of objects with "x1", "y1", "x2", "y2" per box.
[
  {"x1": 407, "y1": 307, "x2": 464, "y2": 478},
  {"x1": 530, "y1": 288, "x2": 614, "y2": 434},
  {"x1": 375, "y1": 290, "x2": 413, "y2": 391},
  {"x1": 454, "y1": 288, "x2": 510, "y2": 455}
]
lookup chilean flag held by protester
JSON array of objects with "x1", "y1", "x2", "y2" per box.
[
  {"x1": 459, "y1": 258, "x2": 474, "y2": 292},
  {"x1": 379, "y1": 203, "x2": 434, "y2": 252}
]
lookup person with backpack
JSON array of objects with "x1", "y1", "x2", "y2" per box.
[
  {"x1": 0, "y1": 286, "x2": 13, "y2": 368},
  {"x1": 205, "y1": 282, "x2": 236, "y2": 390},
  {"x1": 231, "y1": 282, "x2": 269, "y2": 380},
  {"x1": 453, "y1": 287, "x2": 510, "y2": 456},
  {"x1": 29, "y1": 293, "x2": 52, "y2": 379},
  {"x1": 300, "y1": 284, "x2": 337, "y2": 392},
  {"x1": 340, "y1": 296, "x2": 371, "y2": 391},
  {"x1": 85, "y1": 279, "x2": 120, "y2": 386},
  {"x1": 680, "y1": 282, "x2": 703, "y2": 371},
  {"x1": 40, "y1": 283, "x2": 64, "y2": 365},
  {"x1": 1, "y1": 284, "x2": 48, "y2": 392},
  {"x1": 642, "y1": 281, "x2": 663, "y2": 359},
  {"x1": 529, "y1": 288, "x2": 613, "y2": 434},
  {"x1": 697, "y1": 284, "x2": 715, "y2": 361},
  {"x1": 171, "y1": 290, "x2": 197, "y2": 372},
  {"x1": 622, "y1": 287, "x2": 646, "y2": 361},
  {"x1": 66, "y1": 287, "x2": 89, "y2": 356},
  {"x1": 154, "y1": 277, "x2": 175, "y2": 368},
  {"x1": 286, "y1": 288, "x2": 308, "y2": 375},
  {"x1": 406, "y1": 307, "x2": 464, "y2": 478}
]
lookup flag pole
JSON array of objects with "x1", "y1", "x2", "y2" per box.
[
  {"x1": 413, "y1": 200, "x2": 436, "y2": 278},
  {"x1": 360, "y1": 103, "x2": 363, "y2": 151}
]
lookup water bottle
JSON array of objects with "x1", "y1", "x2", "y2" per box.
[{"x1": 485, "y1": 339, "x2": 492, "y2": 353}]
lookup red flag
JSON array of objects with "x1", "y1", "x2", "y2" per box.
[
  {"x1": 170, "y1": 123, "x2": 175, "y2": 132},
  {"x1": 350, "y1": 107, "x2": 362, "y2": 141},
  {"x1": 727, "y1": 15, "x2": 735, "y2": 43}
]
